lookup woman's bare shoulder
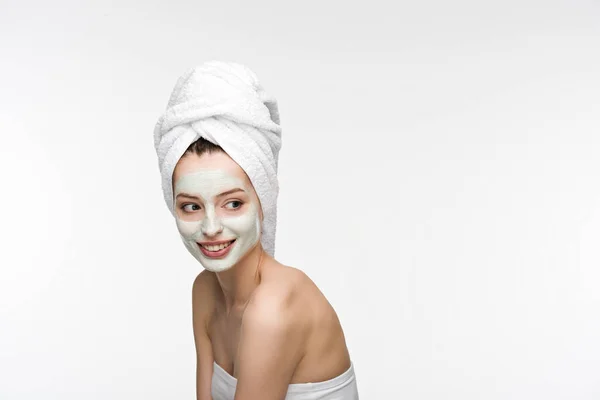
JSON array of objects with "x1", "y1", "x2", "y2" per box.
[
  {"x1": 259, "y1": 264, "x2": 317, "y2": 298},
  {"x1": 193, "y1": 269, "x2": 218, "y2": 294},
  {"x1": 192, "y1": 270, "x2": 219, "y2": 317},
  {"x1": 255, "y1": 264, "x2": 350, "y2": 380},
  {"x1": 257, "y1": 264, "x2": 333, "y2": 321}
]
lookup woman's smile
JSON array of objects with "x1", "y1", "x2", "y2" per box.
[{"x1": 198, "y1": 239, "x2": 236, "y2": 258}]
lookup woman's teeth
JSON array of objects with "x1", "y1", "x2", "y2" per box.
[{"x1": 200, "y1": 240, "x2": 234, "y2": 252}]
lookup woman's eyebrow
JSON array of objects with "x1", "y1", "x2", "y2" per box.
[
  {"x1": 216, "y1": 188, "x2": 245, "y2": 198},
  {"x1": 176, "y1": 192, "x2": 201, "y2": 200}
]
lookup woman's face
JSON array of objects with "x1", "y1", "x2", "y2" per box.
[{"x1": 172, "y1": 151, "x2": 263, "y2": 272}]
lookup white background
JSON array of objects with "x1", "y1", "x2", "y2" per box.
[{"x1": 1, "y1": 0, "x2": 599, "y2": 398}]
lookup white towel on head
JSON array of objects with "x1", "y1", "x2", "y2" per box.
[{"x1": 153, "y1": 61, "x2": 283, "y2": 257}]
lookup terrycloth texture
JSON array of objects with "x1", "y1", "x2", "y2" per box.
[
  {"x1": 153, "y1": 61, "x2": 283, "y2": 256},
  {"x1": 211, "y1": 361, "x2": 360, "y2": 400}
]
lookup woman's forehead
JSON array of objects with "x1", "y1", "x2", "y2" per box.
[{"x1": 173, "y1": 152, "x2": 252, "y2": 188}]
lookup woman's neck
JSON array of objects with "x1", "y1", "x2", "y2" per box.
[{"x1": 215, "y1": 243, "x2": 266, "y2": 316}]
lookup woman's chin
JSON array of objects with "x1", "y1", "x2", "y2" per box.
[{"x1": 203, "y1": 264, "x2": 233, "y2": 273}]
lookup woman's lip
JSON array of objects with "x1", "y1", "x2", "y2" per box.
[
  {"x1": 198, "y1": 239, "x2": 235, "y2": 246},
  {"x1": 197, "y1": 240, "x2": 236, "y2": 259}
]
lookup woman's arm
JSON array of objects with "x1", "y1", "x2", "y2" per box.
[
  {"x1": 192, "y1": 271, "x2": 216, "y2": 400},
  {"x1": 233, "y1": 286, "x2": 308, "y2": 400}
]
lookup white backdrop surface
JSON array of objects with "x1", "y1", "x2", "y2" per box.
[{"x1": 1, "y1": 0, "x2": 599, "y2": 398}]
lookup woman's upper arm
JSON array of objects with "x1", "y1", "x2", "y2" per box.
[
  {"x1": 233, "y1": 288, "x2": 307, "y2": 400},
  {"x1": 192, "y1": 271, "x2": 215, "y2": 400}
]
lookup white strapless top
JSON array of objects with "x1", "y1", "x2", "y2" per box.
[{"x1": 211, "y1": 361, "x2": 359, "y2": 400}]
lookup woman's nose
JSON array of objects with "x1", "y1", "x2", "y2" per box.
[{"x1": 201, "y1": 210, "x2": 223, "y2": 236}]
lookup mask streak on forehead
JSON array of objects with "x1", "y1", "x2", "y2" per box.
[{"x1": 174, "y1": 168, "x2": 248, "y2": 200}]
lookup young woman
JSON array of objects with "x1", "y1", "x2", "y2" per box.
[{"x1": 154, "y1": 61, "x2": 358, "y2": 400}]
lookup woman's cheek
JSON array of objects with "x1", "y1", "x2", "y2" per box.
[
  {"x1": 176, "y1": 218, "x2": 202, "y2": 238},
  {"x1": 227, "y1": 203, "x2": 260, "y2": 233}
]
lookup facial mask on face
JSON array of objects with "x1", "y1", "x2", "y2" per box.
[{"x1": 173, "y1": 169, "x2": 261, "y2": 272}]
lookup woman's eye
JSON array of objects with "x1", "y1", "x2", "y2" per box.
[
  {"x1": 225, "y1": 200, "x2": 243, "y2": 210},
  {"x1": 182, "y1": 204, "x2": 201, "y2": 212}
]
